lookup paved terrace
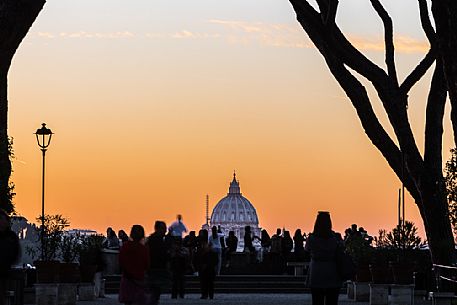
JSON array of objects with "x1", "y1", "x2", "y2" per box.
[{"x1": 78, "y1": 293, "x2": 432, "y2": 305}]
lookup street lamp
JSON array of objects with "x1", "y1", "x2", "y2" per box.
[{"x1": 35, "y1": 123, "x2": 53, "y2": 260}]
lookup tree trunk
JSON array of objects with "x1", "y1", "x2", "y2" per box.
[
  {"x1": 420, "y1": 179, "x2": 455, "y2": 263},
  {"x1": 431, "y1": 1, "x2": 457, "y2": 144},
  {"x1": 420, "y1": 180, "x2": 456, "y2": 291},
  {"x1": 0, "y1": 55, "x2": 12, "y2": 213},
  {"x1": 0, "y1": 0, "x2": 46, "y2": 213},
  {"x1": 287, "y1": 0, "x2": 457, "y2": 289}
]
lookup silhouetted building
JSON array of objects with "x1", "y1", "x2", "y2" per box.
[{"x1": 210, "y1": 173, "x2": 260, "y2": 247}]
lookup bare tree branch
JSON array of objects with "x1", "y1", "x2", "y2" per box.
[
  {"x1": 323, "y1": 52, "x2": 421, "y2": 201},
  {"x1": 291, "y1": 0, "x2": 424, "y2": 187},
  {"x1": 323, "y1": 0, "x2": 338, "y2": 27},
  {"x1": 418, "y1": 0, "x2": 437, "y2": 46},
  {"x1": 290, "y1": 0, "x2": 390, "y2": 93},
  {"x1": 400, "y1": 49, "x2": 436, "y2": 95},
  {"x1": 369, "y1": 0, "x2": 398, "y2": 87}
]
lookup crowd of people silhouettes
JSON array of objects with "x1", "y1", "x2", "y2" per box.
[
  {"x1": 108, "y1": 211, "x2": 348, "y2": 305},
  {"x1": 0, "y1": 209, "x2": 354, "y2": 305}
]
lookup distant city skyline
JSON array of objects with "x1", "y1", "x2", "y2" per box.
[{"x1": 8, "y1": 0, "x2": 450, "y2": 239}]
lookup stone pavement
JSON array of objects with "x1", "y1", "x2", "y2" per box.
[
  {"x1": 79, "y1": 294, "x2": 367, "y2": 305},
  {"x1": 79, "y1": 293, "x2": 434, "y2": 305}
]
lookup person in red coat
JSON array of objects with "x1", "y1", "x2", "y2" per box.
[{"x1": 119, "y1": 225, "x2": 149, "y2": 305}]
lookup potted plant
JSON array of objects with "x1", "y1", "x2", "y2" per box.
[
  {"x1": 344, "y1": 224, "x2": 374, "y2": 282},
  {"x1": 26, "y1": 214, "x2": 69, "y2": 305},
  {"x1": 78, "y1": 235, "x2": 104, "y2": 300},
  {"x1": 59, "y1": 234, "x2": 82, "y2": 283},
  {"x1": 27, "y1": 214, "x2": 69, "y2": 283},
  {"x1": 78, "y1": 235, "x2": 104, "y2": 282},
  {"x1": 375, "y1": 221, "x2": 423, "y2": 285}
]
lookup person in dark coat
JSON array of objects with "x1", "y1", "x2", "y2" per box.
[
  {"x1": 224, "y1": 231, "x2": 238, "y2": 267},
  {"x1": 118, "y1": 225, "x2": 149, "y2": 305},
  {"x1": 282, "y1": 230, "x2": 293, "y2": 259},
  {"x1": 145, "y1": 221, "x2": 170, "y2": 305},
  {"x1": 183, "y1": 231, "x2": 197, "y2": 273},
  {"x1": 194, "y1": 230, "x2": 218, "y2": 299},
  {"x1": 0, "y1": 210, "x2": 20, "y2": 305},
  {"x1": 305, "y1": 211, "x2": 343, "y2": 305},
  {"x1": 170, "y1": 238, "x2": 189, "y2": 299},
  {"x1": 293, "y1": 229, "x2": 306, "y2": 261}
]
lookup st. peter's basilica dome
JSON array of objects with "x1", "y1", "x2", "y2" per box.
[{"x1": 210, "y1": 173, "x2": 260, "y2": 242}]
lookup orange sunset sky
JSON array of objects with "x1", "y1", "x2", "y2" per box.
[{"x1": 7, "y1": 0, "x2": 453, "y2": 239}]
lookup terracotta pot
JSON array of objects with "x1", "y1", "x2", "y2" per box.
[
  {"x1": 79, "y1": 264, "x2": 97, "y2": 283},
  {"x1": 35, "y1": 260, "x2": 60, "y2": 283},
  {"x1": 355, "y1": 264, "x2": 371, "y2": 282},
  {"x1": 59, "y1": 263, "x2": 81, "y2": 283},
  {"x1": 370, "y1": 264, "x2": 392, "y2": 284},
  {"x1": 390, "y1": 262, "x2": 414, "y2": 284}
]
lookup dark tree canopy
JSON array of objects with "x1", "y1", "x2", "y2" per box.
[
  {"x1": 288, "y1": 0, "x2": 457, "y2": 276},
  {"x1": 0, "y1": 0, "x2": 46, "y2": 214}
]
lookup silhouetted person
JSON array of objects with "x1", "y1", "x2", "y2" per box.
[
  {"x1": 260, "y1": 229, "x2": 271, "y2": 262},
  {"x1": 293, "y1": 229, "x2": 306, "y2": 261},
  {"x1": 194, "y1": 233, "x2": 218, "y2": 299},
  {"x1": 226, "y1": 231, "x2": 238, "y2": 253},
  {"x1": 270, "y1": 228, "x2": 283, "y2": 254},
  {"x1": 218, "y1": 226, "x2": 226, "y2": 268},
  {"x1": 118, "y1": 229, "x2": 129, "y2": 247},
  {"x1": 183, "y1": 231, "x2": 197, "y2": 273},
  {"x1": 208, "y1": 226, "x2": 224, "y2": 275},
  {"x1": 244, "y1": 226, "x2": 259, "y2": 263},
  {"x1": 146, "y1": 221, "x2": 170, "y2": 305},
  {"x1": 183, "y1": 231, "x2": 196, "y2": 248},
  {"x1": 306, "y1": 211, "x2": 343, "y2": 305},
  {"x1": 0, "y1": 210, "x2": 19, "y2": 305},
  {"x1": 282, "y1": 230, "x2": 293, "y2": 259},
  {"x1": 224, "y1": 231, "x2": 238, "y2": 267},
  {"x1": 102, "y1": 227, "x2": 120, "y2": 249},
  {"x1": 243, "y1": 226, "x2": 255, "y2": 253},
  {"x1": 170, "y1": 238, "x2": 189, "y2": 299},
  {"x1": 119, "y1": 225, "x2": 149, "y2": 305},
  {"x1": 168, "y1": 214, "x2": 188, "y2": 239},
  {"x1": 270, "y1": 228, "x2": 284, "y2": 273}
]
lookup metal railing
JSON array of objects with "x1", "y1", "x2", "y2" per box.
[{"x1": 432, "y1": 264, "x2": 457, "y2": 292}]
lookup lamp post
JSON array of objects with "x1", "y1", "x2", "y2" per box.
[{"x1": 35, "y1": 123, "x2": 53, "y2": 260}]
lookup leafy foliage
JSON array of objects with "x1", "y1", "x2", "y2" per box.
[
  {"x1": 374, "y1": 221, "x2": 422, "y2": 250},
  {"x1": 444, "y1": 148, "x2": 457, "y2": 238},
  {"x1": 60, "y1": 234, "x2": 82, "y2": 263},
  {"x1": 27, "y1": 214, "x2": 70, "y2": 261},
  {"x1": 2, "y1": 137, "x2": 15, "y2": 214},
  {"x1": 79, "y1": 234, "x2": 104, "y2": 265},
  {"x1": 343, "y1": 224, "x2": 374, "y2": 265}
]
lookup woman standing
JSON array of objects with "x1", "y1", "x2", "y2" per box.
[
  {"x1": 194, "y1": 230, "x2": 218, "y2": 299},
  {"x1": 293, "y1": 229, "x2": 306, "y2": 261},
  {"x1": 208, "y1": 226, "x2": 223, "y2": 275},
  {"x1": 118, "y1": 225, "x2": 149, "y2": 305},
  {"x1": 260, "y1": 229, "x2": 271, "y2": 262},
  {"x1": 305, "y1": 211, "x2": 343, "y2": 305}
]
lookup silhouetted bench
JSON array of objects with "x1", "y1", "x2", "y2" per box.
[
  {"x1": 429, "y1": 292, "x2": 457, "y2": 305},
  {"x1": 430, "y1": 264, "x2": 457, "y2": 305},
  {"x1": 6, "y1": 268, "x2": 25, "y2": 305},
  {"x1": 286, "y1": 262, "x2": 309, "y2": 276}
]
